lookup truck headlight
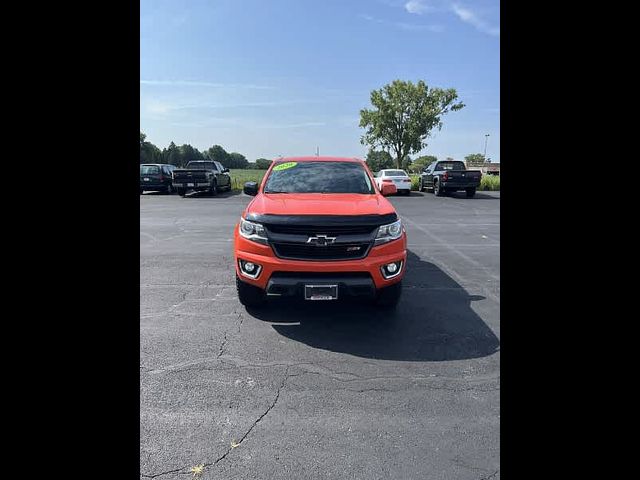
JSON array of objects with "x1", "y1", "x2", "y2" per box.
[
  {"x1": 375, "y1": 219, "x2": 403, "y2": 245},
  {"x1": 239, "y1": 218, "x2": 268, "y2": 244}
]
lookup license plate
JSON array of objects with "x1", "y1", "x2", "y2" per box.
[
  {"x1": 304, "y1": 285, "x2": 338, "y2": 301},
  {"x1": 144, "y1": 177, "x2": 150, "y2": 181},
  {"x1": 187, "y1": 183, "x2": 194, "y2": 187}
]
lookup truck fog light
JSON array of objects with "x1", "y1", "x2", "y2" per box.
[
  {"x1": 239, "y1": 259, "x2": 262, "y2": 279},
  {"x1": 381, "y1": 261, "x2": 403, "y2": 279}
]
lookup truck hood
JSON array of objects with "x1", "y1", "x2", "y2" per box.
[{"x1": 246, "y1": 193, "x2": 396, "y2": 217}]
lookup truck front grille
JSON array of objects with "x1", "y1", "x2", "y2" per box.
[{"x1": 271, "y1": 242, "x2": 371, "y2": 261}]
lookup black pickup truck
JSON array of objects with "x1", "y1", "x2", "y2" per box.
[
  {"x1": 172, "y1": 160, "x2": 232, "y2": 197},
  {"x1": 418, "y1": 160, "x2": 482, "y2": 197}
]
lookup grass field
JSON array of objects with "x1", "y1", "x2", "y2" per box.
[{"x1": 229, "y1": 169, "x2": 267, "y2": 190}]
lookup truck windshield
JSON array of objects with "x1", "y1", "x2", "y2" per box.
[
  {"x1": 437, "y1": 162, "x2": 466, "y2": 171},
  {"x1": 140, "y1": 165, "x2": 160, "y2": 174},
  {"x1": 264, "y1": 161, "x2": 374, "y2": 194},
  {"x1": 186, "y1": 162, "x2": 214, "y2": 169}
]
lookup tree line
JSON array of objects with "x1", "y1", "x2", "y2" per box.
[
  {"x1": 365, "y1": 150, "x2": 490, "y2": 173},
  {"x1": 140, "y1": 132, "x2": 273, "y2": 170}
]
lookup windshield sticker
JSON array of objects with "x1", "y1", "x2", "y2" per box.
[{"x1": 273, "y1": 161, "x2": 298, "y2": 171}]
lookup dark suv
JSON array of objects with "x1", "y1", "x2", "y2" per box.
[{"x1": 140, "y1": 164, "x2": 177, "y2": 194}]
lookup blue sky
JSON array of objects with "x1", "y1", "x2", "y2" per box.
[{"x1": 140, "y1": 0, "x2": 500, "y2": 163}]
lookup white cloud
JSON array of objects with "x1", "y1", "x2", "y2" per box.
[
  {"x1": 144, "y1": 100, "x2": 172, "y2": 115},
  {"x1": 359, "y1": 13, "x2": 443, "y2": 32},
  {"x1": 451, "y1": 4, "x2": 500, "y2": 36},
  {"x1": 405, "y1": 0, "x2": 431, "y2": 15},
  {"x1": 258, "y1": 122, "x2": 326, "y2": 130}
]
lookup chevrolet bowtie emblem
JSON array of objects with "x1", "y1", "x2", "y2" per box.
[{"x1": 306, "y1": 234, "x2": 337, "y2": 246}]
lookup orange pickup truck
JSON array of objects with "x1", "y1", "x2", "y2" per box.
[{"x1": 234, "y1": 157, "x2": 407, "y2": 308}]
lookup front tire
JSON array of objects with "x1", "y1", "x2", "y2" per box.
[
  {"x1": 418, "y1": 177, "x2": 425, "y2": 192},
  {"x1": 236, "y1": 275, "x2": 266, "y2": 307},
  {"x1": 466, "y1": 187, "x2": 476, "y2": 198},
  {"x1": 177, "y1": 188, "x2": 186, "y2": 197},
  {"x1": 375, "y1": 281, "x2": 402, "y2": 309},
  {"x1": 209, "y1": 181, "x2": 218, "y2": 196}
]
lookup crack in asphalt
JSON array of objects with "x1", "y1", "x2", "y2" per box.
[
  {"x1": 143, "y1": 354, "x2": 500, "y2": 396},
  {"x1": 218, "y1": 311, "x2": 245, "y2": 358},
  {"x1": 140, "y1": 367, "x2": 290, "y2": 479}
]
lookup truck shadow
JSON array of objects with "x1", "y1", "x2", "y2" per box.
[
  {"x1": 247, "y1": 250, "x2": 500, "y2": 361},
  {"x1": 447, "y1": 192, "x2": 500, "y2": 200},
  {"x1": 181, "y1": 190, "x2": 241, "y2": 198}
]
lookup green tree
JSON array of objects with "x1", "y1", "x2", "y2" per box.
[
  {"x1": 464, "y1": 153, "x2": 486, "y2": 167},
  {"x1": 255, "y1": 158, "x2": 272, "y2": 170},
  {"x1": 227, "y1": 152, "x2": 249, "y2": 169},
  {"x1": 410, "y1": 155, "x2": 438, "y2": 172},
  {"x1": 359, "y1": 80, "x2": 464, "y2": 168},
  {"x1": 177, "y1": 144, "x2": 206, "y2": 166},
  {"x1": 206, "y1": 145, "x2": 230, "y2": 166},
  {"x1": 163, "y1": 141, "x2": 181, "y2": 166},
  {"x1": 140, "y1": 131, "x2": 163, "y2": 164},
  {"x1": 365, "y1": 149, "x2": 394, "y2": 172}
]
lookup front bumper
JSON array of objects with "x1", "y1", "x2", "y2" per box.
[
  {"x1": 140, "y1": 183, "x2": 169, "y2": 190},
  {"x1": 265, "y1": 272, "x2": 376, "y2": 298},
  {"x1": 234, "y1": 228, "x2": 407, "y2": 291}
]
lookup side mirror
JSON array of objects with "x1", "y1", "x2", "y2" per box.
[
  {"x1": 223, "y1": 168, "x2": 229, "y2": 173},
  {"x1": 243, "y1": 181, "x2": 258, "y2": 196},
  {"x1": 381, "y1": 183, "x2": 397, "y2": 196}
]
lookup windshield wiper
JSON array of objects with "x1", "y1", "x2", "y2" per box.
[{"x1": 264, "y1": 190, "x2": 291, "y2": 194}]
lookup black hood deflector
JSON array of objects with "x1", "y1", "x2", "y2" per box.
[{"x1": 245, "y1": 213, "x2": 398, "y2": 227}]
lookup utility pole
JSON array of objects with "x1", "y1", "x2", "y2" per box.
[
  {"x1": 316, "y1": 146, "x2": 319, "y2": 156},
  {"x1": 483, "y1": 134, "x2": 490, "y2": 163}
]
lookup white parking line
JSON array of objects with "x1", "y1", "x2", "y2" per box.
[{"x1": 401, "y1": 216, "x2": 500, "y2": 304}]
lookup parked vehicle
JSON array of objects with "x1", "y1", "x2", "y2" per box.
[
  {"x1": 418, "y1": 160, "x2": 482, "y2": 197},
  {"x1": 374, "y1": 169, "x2": 412, "y2": 195},
  {"x1": 140, "y1": 164, "x2": 177, "y2": 194},
  {"x1": 234, "y1": 157, "x2": 405, "y2": 309},
  {"x1": 172, "y1": 160, "x2": 232, "y2": 197}
]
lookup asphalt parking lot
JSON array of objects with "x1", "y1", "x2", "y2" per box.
[{"x1": 140, "y1": 189, "x2": 500, "y2": 480}]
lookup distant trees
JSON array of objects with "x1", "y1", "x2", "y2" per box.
[
  {"x1": 227, "y1": 152, "x2": 249, "y2": 169},
  {"x1": 140, "y1": 132, "x2": 163, "y2": 164},
  {"x1": 255, "y1": 158, "x2": 272, "y2": 170},
  {"x1": 140, "y1": 132, "x2": 270, "y2": 169},
  {"x1": 410, "y1": 155, "x2": 438, "y2": 172},
  {"x1": 464, "y1": 153, "x2": 486, "y2": 167},
  {"x1": 365, "y1": 149, "x2": 394, "y2": 172}
]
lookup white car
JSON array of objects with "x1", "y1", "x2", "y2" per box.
[{"x1": 375, "y1": 169, "x2": 412, "y2": 195}]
